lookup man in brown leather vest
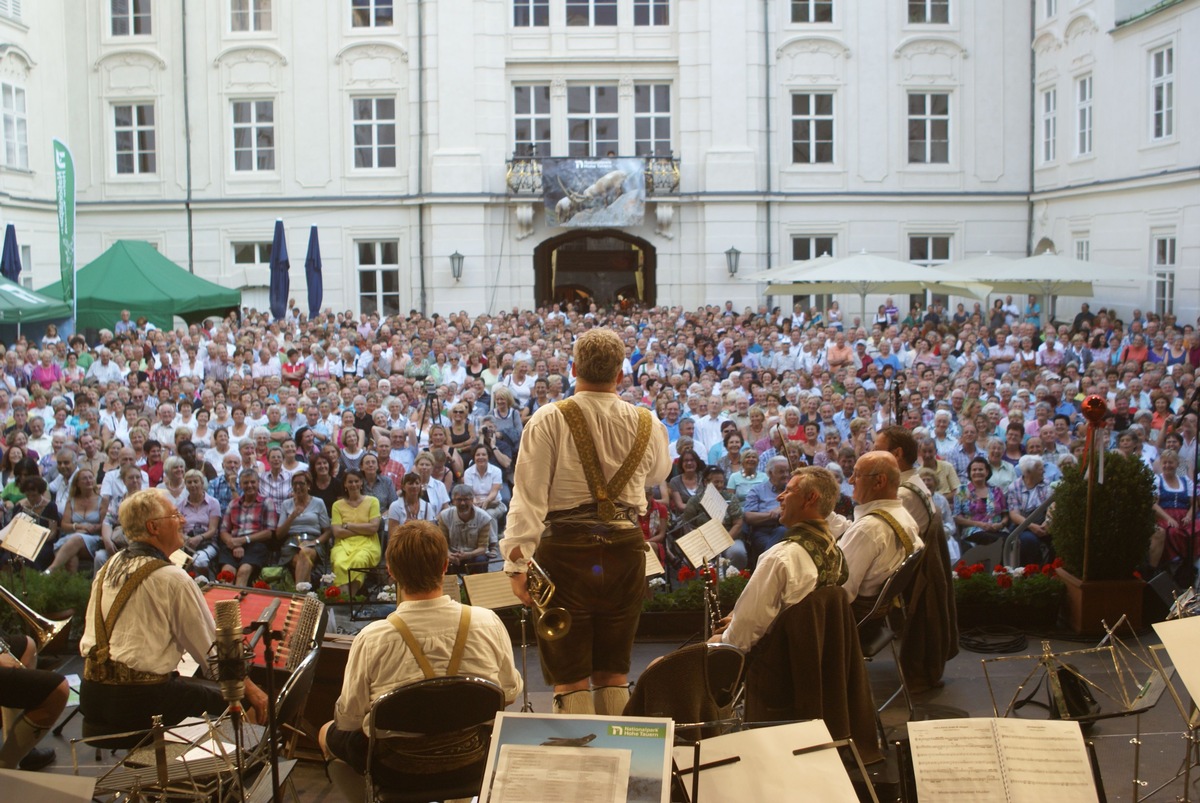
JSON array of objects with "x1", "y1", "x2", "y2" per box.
[{"x1": 502, "y1": 328, "x2": 671, "y2": 716}]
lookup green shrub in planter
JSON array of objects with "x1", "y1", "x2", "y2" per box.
[{"x1": 1049, "y1": 451, "x2": 1155, "y2": 581}]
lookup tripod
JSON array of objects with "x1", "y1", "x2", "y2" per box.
[{"x1": 415, "y1": 378, "x2": 443, "y2": 437}]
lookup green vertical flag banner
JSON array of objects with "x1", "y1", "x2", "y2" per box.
[{"x1": 53, "y1": 138, "x2": 76, "y2": 308}]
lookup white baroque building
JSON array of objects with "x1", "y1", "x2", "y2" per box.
[{"x1": 0, "y1": 0, "x2": 1194, "y2": 322}]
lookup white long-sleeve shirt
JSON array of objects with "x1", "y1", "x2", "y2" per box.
[
  {"x1": 720, "y1": 540, "x2": 819, "y2": 653},
  {"x1": 500, "y1": 391, "x2": 671, "y2": 573},
  {"x1": 832, "y1": 498, "x2": 922, "y2": 601}
]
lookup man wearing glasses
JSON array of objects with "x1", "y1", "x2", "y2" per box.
[
  {"x1": 832, "y1": 451, "x2": 922, "y2": 618},
  {"x1": 80, "y1": 490, "x2": 268, "y2": 734}
]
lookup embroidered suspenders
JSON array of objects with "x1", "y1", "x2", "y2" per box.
[{"x1": 555, "y1": 399, "x2": 653, "y2": 522}]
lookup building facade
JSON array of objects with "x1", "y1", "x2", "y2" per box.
[{"x1": 0, "y1": 0, "x2": 1194, "y2": 323}]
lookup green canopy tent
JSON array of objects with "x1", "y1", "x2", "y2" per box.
[
  {"x1": 0, "y1": 276, "x2": 72, "y2": 324},
  {"x1": 41, "y1": 240, "x2": 241, "y2": 331}
]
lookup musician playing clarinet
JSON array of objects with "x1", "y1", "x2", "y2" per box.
[
  {"x1": 503, "y1": 328, "x2": 671, "y2": 716},
  {"x1": 79, "y1": 489, "x2": 267, "y2": 733}
]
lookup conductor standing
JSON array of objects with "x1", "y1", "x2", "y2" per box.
[{"x1": 503, "y1": 328, "x2": 671, "y2": 716}]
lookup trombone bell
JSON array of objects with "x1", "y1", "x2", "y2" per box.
[{"x1": 0, "y1": 583, "x2": 72, "y2": 652}]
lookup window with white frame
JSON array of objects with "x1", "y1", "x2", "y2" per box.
[
  {"x1": 513, "y1": 0, "x2": 548, "y2": 26},
  {"x1": 111, "y1": 0, "x2": 151, "y2": 35},
  {"x1": 351, "y1": 0, "x2": 392, "y2": 28},
  {"x1": 1074, "y1": 238, "x2": 1090, "y2": 262},
  {"x1": 232, "y1": 100, "x2": 275, "y2": 172},
  {"x1": 233, "y1": 241, "x2": 273, "y2": 268},
  {"x1": 791, "y1": 0, "x2": 833, "y2": 23},
  {"x1": 566, "y1": 0, "x2": 617, "y2": 26},
  {"x1": 0, "y1": 0, "x2": 22, "y2": 22},
  {"x1": 352, "y1": 97, "x2": 396, "y2": 169},
  {"x1": 1151, "y1": 46, "x2": 1174, "y2": 140},
  {"x1": 791, "y1": 93, "x2": 834, "y2": 164},
  {"x1": 909, "y1": 235, "x2": 950, "y2": 267},
  {"x1": 907, "y1": 92, "x2": 949, "y2": 164},
  {"x1": 1041, "y1": 88, "x2": 1057, "y2": 163},
  {"x1": 792, "y1": 235, "x2": 834, "y2": 261},
  {"x1": 113, "y1": 103, "x2": 156, "y2": 175},
  {"x1": 1075, "y1": 75, "x2": 1092, "y2": 157},
  {"x1": 19, "y1": 245, "x2": 30, "y2": 288},
  {"x1": 634, "y1": 84, "x2": 671, "y2": 156},
  {"x1": 231, "y1": 0, "x2": 272, "y2": 32},
  {"x1": 358, "y1": 240, "x2": 401, "y2": 317},
  {"x1": 634, "y1": 0, "x2": 669, "y2": 25},
  {"x1": 1, "y1": 83, "x2": 28, "y2": 170},
  {"x1": 908, "y1": 0, "x2": 948, "y2": 24},
  {"x1": 514, "y1": 85, "x2": 551, "y2": 157},
  {"x1": 1154, "y1": 235, "x2": 1176, "y2": 316},
  {"x1": 567, "y1": 85, "x2": 618, "y2": 157}
]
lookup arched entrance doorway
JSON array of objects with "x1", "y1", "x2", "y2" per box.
[{"x1": 533, "y1": 229, "x2": 656, "y2": 308}]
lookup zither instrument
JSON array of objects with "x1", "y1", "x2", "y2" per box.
[
  {"x1": 0, "y1": 583, "x2": 72, "y2": 651},
  {"x1": 526, "y1": 558, "x2": 571, "y2": 641}
]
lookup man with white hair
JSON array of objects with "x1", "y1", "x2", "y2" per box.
[
  {"x1": 85, "y1": 349, "x2": 123, "y2": 385},
  {"x1": 693, "y1": 396, "x2": 727, "y2": 456},
  {"x1": 1007, "y1": 455, "x2": 1054, "y2": 565}
]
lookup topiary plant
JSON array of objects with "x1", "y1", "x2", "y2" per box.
[{"x1": 1049, "y1": 450, "x2": 1155, "y2": 581}]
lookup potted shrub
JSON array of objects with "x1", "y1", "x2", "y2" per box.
[{"x1": 1049, "y1": 451, "x2": 1154, "y2": 634}]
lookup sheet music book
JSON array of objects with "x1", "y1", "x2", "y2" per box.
[
  {"x1": 675, "y1": 519, "x2": 734, "y2": 568},
  {"x1": 645, "y1": 547, "x2": 664, "y2": 577},
  {"x1": 699, "y1": 484, "x2": 728, "y2": 524},
  {"x1": 908, "y1": 718, "x2": 1098, "y2": 803},
  {"x1": 462, "y1": 571, "x2": 524, "y2": 610},
  {"x1": 0, "y1": 513, "x2": 51, "y2": 561},
  {"x1": 672, "y1": 720, "x2": 858, "y2": 802},
  {"x1": 442, "y1": 574, "x2": 461, "y2": 599}
]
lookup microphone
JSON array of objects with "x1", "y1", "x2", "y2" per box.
[{"x1": 213, "y1": 598, "x2": 246, "y2": 705}]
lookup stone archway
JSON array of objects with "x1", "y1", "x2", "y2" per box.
[{"x1": 533, "y1": 229, "x2": 656, "y2": 308}]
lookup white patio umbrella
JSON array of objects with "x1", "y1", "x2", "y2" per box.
[
  {"x1": 741, "y1": 250, "x2": 992, "y2": 323},
  {"x1": 956, "y1": 251, "x2": 1141, "y2": 321},
  {"x1": 941, "y1": 251, "x2": 1015, "y2": 278}
]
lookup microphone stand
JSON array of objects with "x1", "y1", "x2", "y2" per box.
[{"x1": 245, "y1": 600, "x2": 283, "y2": 803}]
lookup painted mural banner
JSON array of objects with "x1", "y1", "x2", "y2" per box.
[{"x1": 542, "y1": 157, "x2": 646, "y2": 228}]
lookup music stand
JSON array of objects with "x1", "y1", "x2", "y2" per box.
[{"x1": 461, "y1": 572, "x2": 530, "y2": 710}]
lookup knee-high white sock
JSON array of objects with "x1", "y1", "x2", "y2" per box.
[
  {"x1": 2, "y1": 707, "x2": 19, "y2": 739},
  {"x1": 592, "y1": 685, "x2": 630, "y2": 716},
  {"x1": 327, "y1": 758, "x2": 366, "y2": 803},
  {"x1": 552, "y1": 689, "x2": 595, "y2": 715},
  {"x1": 0, "y1": 715, "x2": 47, "y2": 769}
]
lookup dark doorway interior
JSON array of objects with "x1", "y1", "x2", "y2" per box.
[{"x1": 533, "y1": 228, "x2": 657, "y2": 308}]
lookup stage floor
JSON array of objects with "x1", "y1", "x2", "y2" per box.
[{"x1": 35, "y1": 629, "x2": 1199, "y2": 802}]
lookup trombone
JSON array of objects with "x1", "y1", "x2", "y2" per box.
[
  {"x1": 525, "y1": 558, "x2": 571, "y2": 641},
  {"x1": 0, "y1": 583, "x2": 71, "y2": 651}
]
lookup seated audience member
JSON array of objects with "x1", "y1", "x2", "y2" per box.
[
  {"x1": 1007, "y1": 455, "x2": 1054, "y2": 565},
  {"x1": 438, "y1": 485, "x2": 497, "y2": 574},
  {"x1": 742, "y1": 457, "x2": 791, "y2": 568},
  {"x1": 217, "y1": 470, "x2": 278, "y2": 587},
  {"x1": 318, "y1": 521, "x2": 522, "y2": 798},
  {"x1": 680, "y1": 466, "x2": 747, "y2": 569}
]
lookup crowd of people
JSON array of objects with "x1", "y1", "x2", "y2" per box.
[
  {"x1": 3, "y1": 292, "x2": 1196, "y2": 781},
  {"x1": 0, "y1": 294, "x2": 1196, "y2": 593}
]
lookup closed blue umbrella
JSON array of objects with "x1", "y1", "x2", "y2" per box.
[
  {"x1": 304, "y1": 225, "x2": 323, "y2": 320},
  {"x1": 0, "y1": 224, "x2": 21, "y2": 284},
  {"x1": 268, "y1": 218, "x2": 290, "y2": 321}
]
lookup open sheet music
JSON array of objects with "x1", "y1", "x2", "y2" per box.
[
  {"x1": 699, "y1": 484, "x2": 728, "y2": 524},
  {"x1": 0, "y1": 513, "x2": 51, "y2": 562},
  {"x1": 645, "y1": 547, "x2": 664, "y2": 577},
  {"x1": 675, "y1": 519, "x2": 734, "y2": 568},
  {"x1": 462, "y1": 571, "x2": 524, "y2": 610},
  {"x1": 908, "y1": 718, "x2": 1098, "y2": 803}
]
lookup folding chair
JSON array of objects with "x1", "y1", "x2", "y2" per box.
[
  {"x1": 364, "y1": 676, "x2": 505, "y2": 803},
  {"x1": 856, "y1": 547, "x2": 926, "y2": 721}
]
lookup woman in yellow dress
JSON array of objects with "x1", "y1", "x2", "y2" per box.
[{"x1": 330, "y1": 470, "x2": 381, "y2": 598}]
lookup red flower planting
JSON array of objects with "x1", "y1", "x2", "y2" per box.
[
  {"x1": 677, "y1": 567, "x2": 696, "y2": 582},
  {"x1": 253, "y1": 580, "x2": 270, "y2": 589},
  {"x1": 217, "y1": 570, "x2": 236, "y2": 584},
  {"x1": 996, "y1": 574, "x2": 1013, "y2": 589},
  {"x1": 324, "y1": 586, "x2": 342, "y2": 600}
]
